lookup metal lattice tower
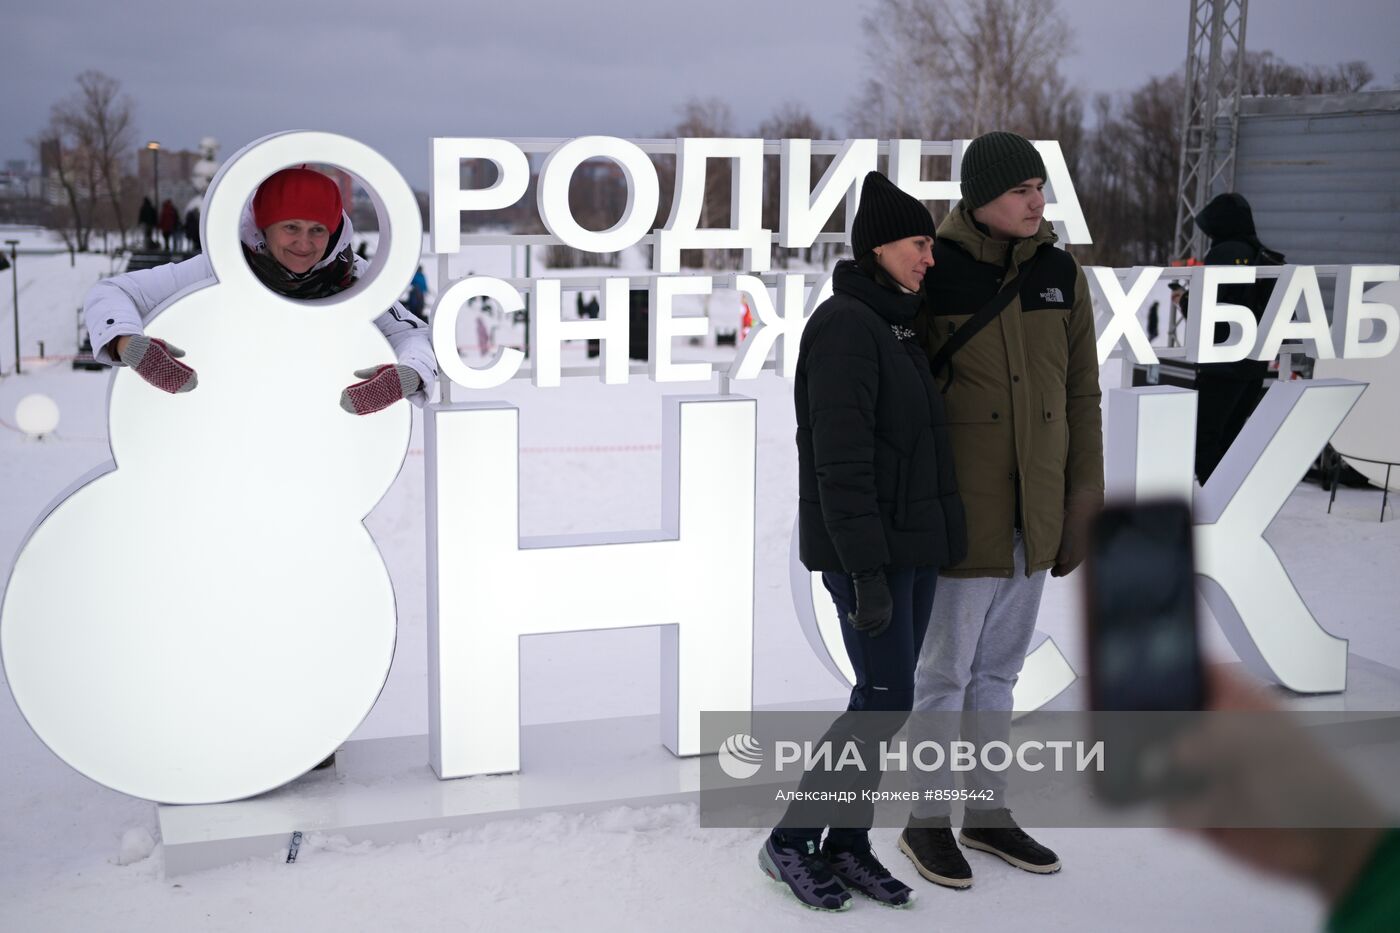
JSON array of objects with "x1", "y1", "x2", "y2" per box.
[{"x1": 1171, "y1": 0, "x2": 1249, "y2": 263}]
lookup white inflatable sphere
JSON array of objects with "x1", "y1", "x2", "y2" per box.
[{"x1": 15, "y1": 394, "x2": 60, "y2": 437}]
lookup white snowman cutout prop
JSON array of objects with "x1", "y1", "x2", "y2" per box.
[{"x1": 2, "y1": 131, "x2": 420, "y2": 804}]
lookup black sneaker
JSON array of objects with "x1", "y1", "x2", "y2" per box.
[
  {"x1": 820, "y1": 837, "x2": 914, "y2": 907},
  {"x1": 759, "y1": 833, "x2": 851, "y2": 911},
  {"x1": 958, "y1": 808, "x2": 1061, "y2": 874},
  {"x1": 898, "y1": 815, "x2": 973, "y2": 888}
]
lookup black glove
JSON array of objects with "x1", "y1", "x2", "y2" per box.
[
  {"x1": 1051, "y1": 489, "x2": 1101, "y2": 578},
  {"x1": 847, "y1": 569, "x2": 893, "y2": 637}
]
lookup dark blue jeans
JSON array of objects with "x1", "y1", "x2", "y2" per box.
[{"x1": 775, "y1": 566, "x2": 939, "y2": 850}]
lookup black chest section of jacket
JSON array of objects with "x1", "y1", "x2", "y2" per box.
[
  {"x1": 923, "y1": 238, "x2": 1077, "y2": 318},
  {"x1": 798, "y1": 295, "x2": 941, "y2": 434}
]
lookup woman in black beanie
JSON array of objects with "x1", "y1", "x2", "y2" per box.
[{"x1": 758, "y1": 171, "x2": 967, "y2": 912}]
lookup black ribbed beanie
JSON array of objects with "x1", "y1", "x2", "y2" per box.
[
  {"x1": 851, "y1": 171, "x2": 935, "y2": 257},
  {"x1": 959, "y1": 132, "x2": 1047, "y2": 209}
]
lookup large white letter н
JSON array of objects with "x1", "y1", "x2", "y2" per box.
[{"x1": 425, "y1": 396, "x2": 757, "y2": 777}]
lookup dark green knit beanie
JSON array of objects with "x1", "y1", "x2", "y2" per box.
[{"x1": 959, "y1": 132, "x2": 1048, "y2": 209}]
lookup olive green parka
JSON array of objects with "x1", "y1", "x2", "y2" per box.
[{"x1": 920, "y1": 206, "x2": 1103, "y2": 577}]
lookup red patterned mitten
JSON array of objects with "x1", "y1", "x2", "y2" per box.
[
  {"x1": 118, "y1": 335, "x2": 198, "y2": 394},
  {"x1": 339, "y1": 364, "x2": 421, "y2": 415}
]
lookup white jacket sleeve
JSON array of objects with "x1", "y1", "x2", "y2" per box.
[
  {"x1": 83, "y1": 255, "x2": 215, "y2": 365},
  {"x1": 351, "y1": 256, "x2": 438, "y2": 407},
  {"x1": 373, "y1": 301, "x2": 438, "y2": 407}
]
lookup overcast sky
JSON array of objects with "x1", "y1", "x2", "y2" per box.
[{"x1": 3, "y1": 0, "x2": 1396, "y2": 188}]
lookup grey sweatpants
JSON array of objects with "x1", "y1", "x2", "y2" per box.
[{"x1": 909, "y1": 533, "x2": 1047, "y2": 818}]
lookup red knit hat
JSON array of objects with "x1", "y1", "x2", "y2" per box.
[{"x1": 253, "y1": 167, "x2": 343, "y2": 230}]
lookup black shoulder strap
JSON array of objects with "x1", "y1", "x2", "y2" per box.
[{"x1": 928, "y1": 246, "x2": 1047, "y2": 389}]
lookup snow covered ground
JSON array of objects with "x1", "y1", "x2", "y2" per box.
[{"x1": 1, "y1": 233, "x2": 1395, "y2": 931}]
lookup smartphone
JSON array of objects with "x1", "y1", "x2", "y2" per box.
[{"x1": 1084, "y1": 500, "x2": 1205, "y2": 802}]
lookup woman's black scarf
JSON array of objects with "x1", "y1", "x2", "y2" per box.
[{"x1": 241, "y1": 236, "x2": 356, "y2": 300}]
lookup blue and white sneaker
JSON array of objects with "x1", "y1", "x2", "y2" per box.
[
  {"x1": 821, "y1": 838, "x2": 914, "y2": 907},
  {"x1": 759, "y1": 833, "x2": 851, "y2": 911}
]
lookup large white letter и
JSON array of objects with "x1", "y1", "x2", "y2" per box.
[{"x1": 426, "y1": 396, "x2": 756, "y2": 777}]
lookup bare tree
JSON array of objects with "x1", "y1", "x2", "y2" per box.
[
  {"x1": 849, "y1": 0, "x2": 1078, "y2": 140},
  {"x1": 76, "y1": 71, "x2": 136, "y2": 249},
  {"x1": 1077, "y1": 74, "x2": 1184, "y2": 265},
  {"x1": 653, "y1": 97, "x2": 738, "y2": 268},
  {"x1": 40, "y1": 71, "x2": 136, "y2": 252},
  {"x1": 34, "y1": 123, "x2": 95, "y2": 252},
  {"x1": 1237, "y1": 52, "x2": 1374, "y2": 97},
  {"x1": 849, "y1": 0, "x2": 1083, "y2": 242}
]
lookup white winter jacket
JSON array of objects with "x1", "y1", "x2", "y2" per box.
[{"x1": 83, "y1": 206, "x2": 437, "y2": 406}]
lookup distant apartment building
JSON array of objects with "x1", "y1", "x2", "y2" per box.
[
  {"x1": 0, "y1": 159, "x2": 43, "y2": 200},
  {"x1": 137, "y1": 145, "x2": 203, "y2": 212}
]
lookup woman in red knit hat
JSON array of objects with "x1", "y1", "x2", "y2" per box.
[{"x1": 84, "y1": 166, "x2": 436, "y2": 414}]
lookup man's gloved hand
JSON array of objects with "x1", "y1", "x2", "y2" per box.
[
  {"x1": 1051, "y1": 489, "x2": 1102, "y2": 578},
  {"x1": 848, "y1": 568, "x2": 894, "y2": 637},
  {"x1": 118, "y1": 335, "x2": 198, "y2": 394},
  {"x1": 339, "y1": 364, "x2": 422, "y2": 415}
]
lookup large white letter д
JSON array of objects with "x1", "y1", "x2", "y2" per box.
[
  {"x1": 425, "y1": 396, "x2": 756, "y2": 777},
  {"x1": 1107, "y1": 381, "x2": 1365, "y2": 693}
]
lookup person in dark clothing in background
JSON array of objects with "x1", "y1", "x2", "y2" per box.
[
  {"x1": 760, "y1": 171, "x2": 967, "y2": 912},
  {"x1": 139, "y1": 197, "x2": 157, "y2": 249},
  {"x1": 1191, "y1": 192, "x2": 1284, "y2": 483},
  {"x1": 183, "y1": 207, "x2": 201, "y2": 254},
  {"x1": 576, "y1": 291, "x2": 601, "y2": 357},
  {"x1": 404, "y1": 265, "x2": 429, "y2": 323},
  {"x1": 1167, "y1": 281, "x2": 1186, "y2": 345},
  {"x1": 158, "y1": 199, "x2": 178, "y2": 253}
]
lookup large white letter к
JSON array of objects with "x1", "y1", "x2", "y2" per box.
[
  {"x1": 1107, "y1": 381, "x2": 1365, "y2": 693},
  {"x1": 425, "y1": 396, "x2": 756, "y2": 777}
]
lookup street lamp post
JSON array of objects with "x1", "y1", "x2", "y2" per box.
[
  {"x1": 5, "y1": 239, "x2": 19, "y2": 375},
  {"x1": 148, "y1": 140, "x2": 161, "y2": 206},
  {"x1": 147, "y1": 141, "x2": 160, "y2": 251}
]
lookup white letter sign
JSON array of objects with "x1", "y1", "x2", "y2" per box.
[
  {"x1": 431, "y1": 138, "x2": 529, "y2": 254},
  {"x1": 425, "y1": 396, "x2": 756, "y2": 776},
  {"x1": 1106, "y1": 381, "x2": 1365, "y2": 692}
]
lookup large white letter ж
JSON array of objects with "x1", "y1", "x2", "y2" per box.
[{"x1": 425, "y1": 396, "x2": 756, "y2": 777}]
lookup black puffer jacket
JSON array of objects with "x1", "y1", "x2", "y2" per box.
[{"x1": 796, "y1": 260, "x2": 967, "y2": 573}]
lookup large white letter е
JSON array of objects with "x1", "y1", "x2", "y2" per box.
[{"x1": 426, "y1": 396, "x2": 756, "y2": 777}]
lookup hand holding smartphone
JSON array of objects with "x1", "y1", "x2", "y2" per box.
[{"x1": 1084, "y1": 500, "x2": 1205, "y2": 803}]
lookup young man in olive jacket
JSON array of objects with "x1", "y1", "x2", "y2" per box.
[{"x1": 899, "y1": 131, "x2": 1104, "y2": 888}]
